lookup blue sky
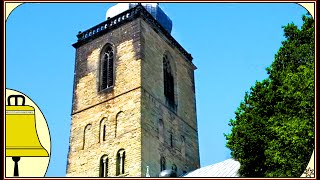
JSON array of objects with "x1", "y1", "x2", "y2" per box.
[{"x1": 5, "y1": 3, "x2": 309, "y2": 177}]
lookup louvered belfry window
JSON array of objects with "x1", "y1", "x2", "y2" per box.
[
  {"x1": 100, "y1": 44, "x2": 114, "y2": 91},
  {"x1": 163, "y1": 54, "x2": 175, "y2": 108}
]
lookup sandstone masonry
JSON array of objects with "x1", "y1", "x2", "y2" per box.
[{"x1": 66, "y1": 5, "x2": 200, "y2": 177}]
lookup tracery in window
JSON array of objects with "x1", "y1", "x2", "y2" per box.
[{"x1": 100, "y1": 44, "x2": 114, "y2": 91}]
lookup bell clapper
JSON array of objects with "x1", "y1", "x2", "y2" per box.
[{"x1": 12, "y1": 157, "x2": 20, "y2": 177}]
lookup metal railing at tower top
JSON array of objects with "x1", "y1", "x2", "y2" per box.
[
  {"x1": 75, "y1": 5, "x2": 141, "y2": 42},
  {"x1": 73, "y1": 4, "x2": 193, "y2": 62}
]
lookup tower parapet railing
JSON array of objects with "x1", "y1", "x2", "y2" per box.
[
  {"x1": 75, "y1": 5, "x2": 141, "y2": 42},
  {"x1": 73, "y1": 4, "x2": 193, "y2": 62}
]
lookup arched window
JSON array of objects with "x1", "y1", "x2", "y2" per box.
[
  {"x1": 158, "y1": 119, "x2": 164, "y2": 143},
  {"x1": 115, "y1": 111, "x2": 125, "y2": 137},
  {"x1": 99, "y1": 118, "x2": 107, "y2": 143},
  {"x1": 116, "y1": 149, "x2": 125, "y2": 176},
  {"x1": 99, "y1": 155, "x2": 108, "y2": 177},
  {"x1": 82, "y1": 124, "x2": 92, "y2": 150},
  {"x1": 100, "y1": 44, "x2": 114, "y2": 91},
  {"x1": 163, "y1": 54, "x2": 175, "y2": 109},
  {"x1": 160, "y1": 156, "x2": 166, "y2": 171}
]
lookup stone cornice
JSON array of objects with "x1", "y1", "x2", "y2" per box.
[{"x1": 72, "y1": 4, "x2": 193, "y2": 62}]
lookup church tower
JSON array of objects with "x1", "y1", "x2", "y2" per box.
[{"x1": 66, "y1": 4, "x2": 200, "y2": 177}]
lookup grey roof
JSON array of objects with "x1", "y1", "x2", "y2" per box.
[{"x1": 184, "y1": 159, "x2": 240, "y2": 177}]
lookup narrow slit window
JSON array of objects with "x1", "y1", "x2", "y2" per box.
[
  {"x1": 103, "y1": 124, "x2": 106, "y2": 141},
  {"x1": 99, "y1": 118, "x2": 106, "y2": 143}
]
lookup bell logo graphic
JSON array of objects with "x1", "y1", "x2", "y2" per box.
[{"x1": 5, "y1": 89, "x2": 51, "y2": 177}]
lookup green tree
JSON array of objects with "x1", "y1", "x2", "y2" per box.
[{"x1": 225, "y1": 14, "x2": 314, "y2": 177}]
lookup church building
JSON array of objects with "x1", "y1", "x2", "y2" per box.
[{"x1": 66, "y1": 3, "x2": 200, "y2": 177}]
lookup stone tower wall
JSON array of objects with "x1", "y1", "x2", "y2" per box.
[
  {"x1": 67, "y1": 13, "x2": 200, "y2": 177},
  {"x1": 67, "y1": 19, "x2": 144, "y2": 177},
  {"x1": 140, "y1": 20, "x2": 200, "y2": 177}
]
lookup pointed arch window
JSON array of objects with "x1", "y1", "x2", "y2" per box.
[
  {"x1": 100, "y1": 44, "x2": 115, "y2": 91},
  {"x1": 99, "y1": 155, "x2": 108, "y2": 177},
  {"x1": 163, "y1": 54, "x2": 175, "y2": 109},
  {"x1": 116, "y1": 149, "x2": 125, "y2": 176}
]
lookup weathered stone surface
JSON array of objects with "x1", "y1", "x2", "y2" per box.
[
  {"x1": 140, "y1": 20, "x2": 199, "y2": 177},
  {"x1": 67, "y1": 17, "x2": 199, "y2": 177}
]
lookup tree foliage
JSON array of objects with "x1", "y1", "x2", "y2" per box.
[{"x1": 225, "y1": 14, "x2": 314, "y2": 177}]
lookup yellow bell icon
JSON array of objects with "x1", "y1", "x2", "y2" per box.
[{"x1": 6, "y1": 95, "x2": 49, "y2": 176}]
